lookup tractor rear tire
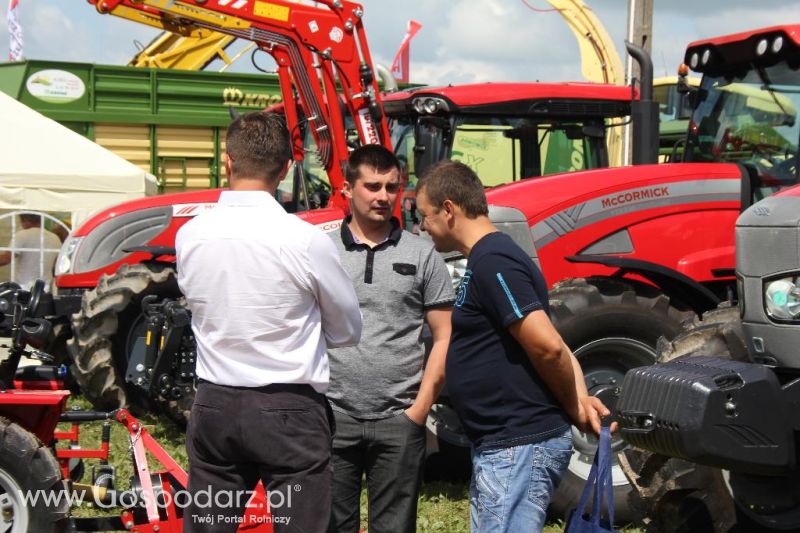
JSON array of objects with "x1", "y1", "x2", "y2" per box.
[
  {"x1": 0, "y1": 417, "x2": 69, "y2": 532},
  {"x1": 67, "y1": 263, "x2": 186, "y2": 421},
  {"x1": 546, "y1": 277, "x2": 695, "y2": 524},
  {"x1": 621, "y1": 304, "x2": 799, "y2": 532}
]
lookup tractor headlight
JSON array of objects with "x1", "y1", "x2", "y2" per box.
[
  {"x1": 764, "y1": 275, "x2": 800, "y2": 322},
  {"x1": 772, "y1": 35, "x2": 784, "y2": 54},
  {"x1": 55, "y1": 236, "x2": 83, "y2": 276},
  {"x1": 446, "y1": 256, "x2": 468, "y2": 290},
  {"x1": 756, "y1": 38, "x2": 769, "y2": 56},
  {"x1": 410, "y1": 96, "x2": 450, "y2": 115},
  {"x1": 423, "y1": 98, "x2": 440, "y2": 114}
]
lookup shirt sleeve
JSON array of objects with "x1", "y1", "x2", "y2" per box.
[
  {"x1": 422, "y1": 246, "x2": 456, "y2": 309},
  {"x1": 473, "y1": 254, "x2": 544, "y2": 328},
  {"x1": 307, "y1": 230, "x2": 363, "y2": 348}
]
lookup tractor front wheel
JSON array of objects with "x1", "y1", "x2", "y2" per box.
[
  {"x1": 67, "y1": 263, "x2": 191, "y2": 422},
  {"x1": 546, "y1": 277, "x2": 695, "y2": 524}
]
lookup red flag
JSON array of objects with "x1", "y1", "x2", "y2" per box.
[
  {"x1": 7, "y1": 0, "x2": 23, "y2": 61},
  {"x1": 390, "y1": 20, "x2": 422, "y2": 83}
]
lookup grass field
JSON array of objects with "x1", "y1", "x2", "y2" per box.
[{"x1": 60, "y1": 397, "x2": 641, "y2": 532}]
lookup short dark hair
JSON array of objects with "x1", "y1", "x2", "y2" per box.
[
  {"x1": 345, "y1": 144, "x2": 400, "y2": 184},
  {"x1": 225, "y1": 112, "x2": 292, "y2": 181},
  {"x1": 18, "y1": 214, "x2": 40, "y2": 225},
  {"x1": 417, "y1": 160, "x2": 488, "y2": 218}
]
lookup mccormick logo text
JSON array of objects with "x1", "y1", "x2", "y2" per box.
[{"x1": 601, "y1": 186, "x2": 669, "y2": 209}]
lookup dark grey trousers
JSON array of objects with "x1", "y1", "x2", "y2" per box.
[
  {"x1": 329, "y1": 410, "x2": 426, "y2": 533},
  {"x1": 184, "y1": 381, "x2": 333, "y2": 533}
]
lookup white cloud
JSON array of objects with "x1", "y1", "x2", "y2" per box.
[
  {"x1": 1, "y1": 0, "x2": 798, "y2": 86},
  {"x1": 22, "y1": 4, "x2": 90, "y2": 63}
]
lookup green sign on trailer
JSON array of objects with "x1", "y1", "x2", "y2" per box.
[{"x1": 0, "y1": 60, "x2": 284, "y2": 191}]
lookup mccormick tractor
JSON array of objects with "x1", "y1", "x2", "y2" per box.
[
  {"x1": 53, "y1": 1, "x2": 798, "y2": 521},
  {"x1": 617, "y1": 183, "x2": 800, "y2": 532}
]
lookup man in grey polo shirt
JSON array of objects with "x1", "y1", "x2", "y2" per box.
[{"x1": 327, "y1": 145, "x2": 454, "y2": 533}]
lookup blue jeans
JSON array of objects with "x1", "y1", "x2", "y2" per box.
[{"x1": 469, "y1": 429, "x2": 573, "y2": 533}]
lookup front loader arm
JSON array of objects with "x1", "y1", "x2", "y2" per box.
[{"x1": 89, "y1": 0, "x2": 392, "y2": 210}]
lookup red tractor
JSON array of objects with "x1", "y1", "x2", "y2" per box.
[{"x1": 422, "y1": 25, "x2": 799, "y2": 519}]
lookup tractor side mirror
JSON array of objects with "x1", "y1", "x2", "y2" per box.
[{"x1": 414, "y1": 116, "x2": 448, "y2": 178}]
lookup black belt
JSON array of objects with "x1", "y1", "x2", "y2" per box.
[{"x1": 197, "y1": 378, "x2": 317, "y2": 393}]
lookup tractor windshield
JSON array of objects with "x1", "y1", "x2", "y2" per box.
[
  {"x1": 395, "y1": 114, "x2": 607, "y2": 189},
  {"x1": 685, "y1": 60, "x2": 800, "y2": 197}
]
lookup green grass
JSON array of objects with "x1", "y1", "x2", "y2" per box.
[{"x1": 60, "y1": 396, "x2": 640, "y2": 532}]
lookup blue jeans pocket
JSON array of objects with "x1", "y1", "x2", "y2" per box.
[
  {"x1": 528, "y1": 432, "x2": 573, "y2": 511},
  {"x1": 472, "y1": 447, "x2": 514, "y2": 521}
]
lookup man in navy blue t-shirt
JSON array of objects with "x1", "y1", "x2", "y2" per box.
[{"x1": 416, "y1": 160, "x2": 611, "y2": 533}]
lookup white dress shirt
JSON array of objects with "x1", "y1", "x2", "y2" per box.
[{"x1": 175, "y1": 190, "x2": 362, "y2": 393}]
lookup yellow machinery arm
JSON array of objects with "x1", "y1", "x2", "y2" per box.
[
  {"x1": 544, "y1": 0, "x2": 625, "y2": 165},
  {"x1": 129, "y1": 31, "x2": 236, "y2": 70},
  {"x1": 545, "y1": 0, "x2": 624, "y2": 85}
]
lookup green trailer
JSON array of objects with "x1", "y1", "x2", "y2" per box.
[{"x1": 0, "y1": 60, "x2": 284, "y2": 193}]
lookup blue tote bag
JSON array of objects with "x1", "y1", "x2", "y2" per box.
[{"x1": 565, "y1": 426, "x2": 619, "y2": 533}]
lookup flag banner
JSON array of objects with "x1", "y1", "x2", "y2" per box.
[
  {"x1": 7, "y1": 0, "x2": 23, "y2": 61},
  {"x1": 390, "y1": 20, "x2": 422, "y2": 83}
]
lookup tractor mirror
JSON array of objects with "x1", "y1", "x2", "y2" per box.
[
  {"x1": 414, "y1": 117, "x2": 447, "y2": 178},
  {"x1": 581, "y1": 125, "x2": 606, "y2": 139}
]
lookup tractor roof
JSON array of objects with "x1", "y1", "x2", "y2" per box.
[
  {"x1": 684, "y1": 24, "x2": 800, "y2": 76},
  {"x1": 687, "y1": 24, "x2": 800, "y2": 50},
  {"x1": 382, "y1": 82, "x2": 634, "y2": 117}
]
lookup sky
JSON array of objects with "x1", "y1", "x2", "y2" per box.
[{"x1": 1, "y1": 0, "x2": 799, "y2": 85}]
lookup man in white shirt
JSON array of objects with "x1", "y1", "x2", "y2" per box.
[
  {"x1": 0, "y1": 214, "x2": 62, "y2": 289},
  {"x1": 176, "y1": 112, "x2": 362, "y2": 533}
]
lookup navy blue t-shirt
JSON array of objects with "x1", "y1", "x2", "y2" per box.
[{"x1": 446, "y1": 232, "x2": 570, "y2": 450}]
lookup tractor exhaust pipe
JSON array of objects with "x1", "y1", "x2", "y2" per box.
[
  {"x1": 376, "y1": 64, "x2": 399, "y2": 93},
  {"x1": 625, "y1": 41, "x2": 659, "y2": 165}
]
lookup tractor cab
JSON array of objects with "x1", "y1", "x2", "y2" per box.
[
  {"x1": 382, "y1": 82, "x2": 634, "y2": 187},
  {"x1": 679, "y1": 25, "x2": 800, "y2": 205}
]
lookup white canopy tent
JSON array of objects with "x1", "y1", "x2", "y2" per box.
[{"x1": 0, "y1": 91, "x2": 158, "y2": 227}]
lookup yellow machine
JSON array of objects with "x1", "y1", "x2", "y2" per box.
[
  {"x1": 129, "y1": 31, "x2": 236, "y2": 70},
  {"x1": 545, "y1": 0, "x2": 625, "y2": 165}
]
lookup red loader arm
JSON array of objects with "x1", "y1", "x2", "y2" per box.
[{"x1": 88, "y1": 0, "x2": 392, "y2": 210}]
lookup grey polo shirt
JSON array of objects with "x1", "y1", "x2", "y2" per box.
[{"x1": 327, "y1": 217, "x2": 455, "y2": 419}]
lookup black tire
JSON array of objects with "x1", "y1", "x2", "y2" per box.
[
  {"x1": 656, "y1": 304, "x2": 749, "y2": 363},
  {"x1": 67, "y1": 263, "x2": 188, "y2": 421},
  {"x1": 623, "y1": 304, "x2": 798, "y2": 532},
  {"x1": 546, "y1": 277, "x2": 695, "y2": 524},
  {"x1": 0, "y1": 416, "x2": 69, "y2": 532}
]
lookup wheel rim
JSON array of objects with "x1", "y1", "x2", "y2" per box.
[
  {"x1": 0, "y1": 467, "x2": 29, "y2": 533},
  {"x1": 569, "y1": 337, "x2": 657, "y2": 486}
]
